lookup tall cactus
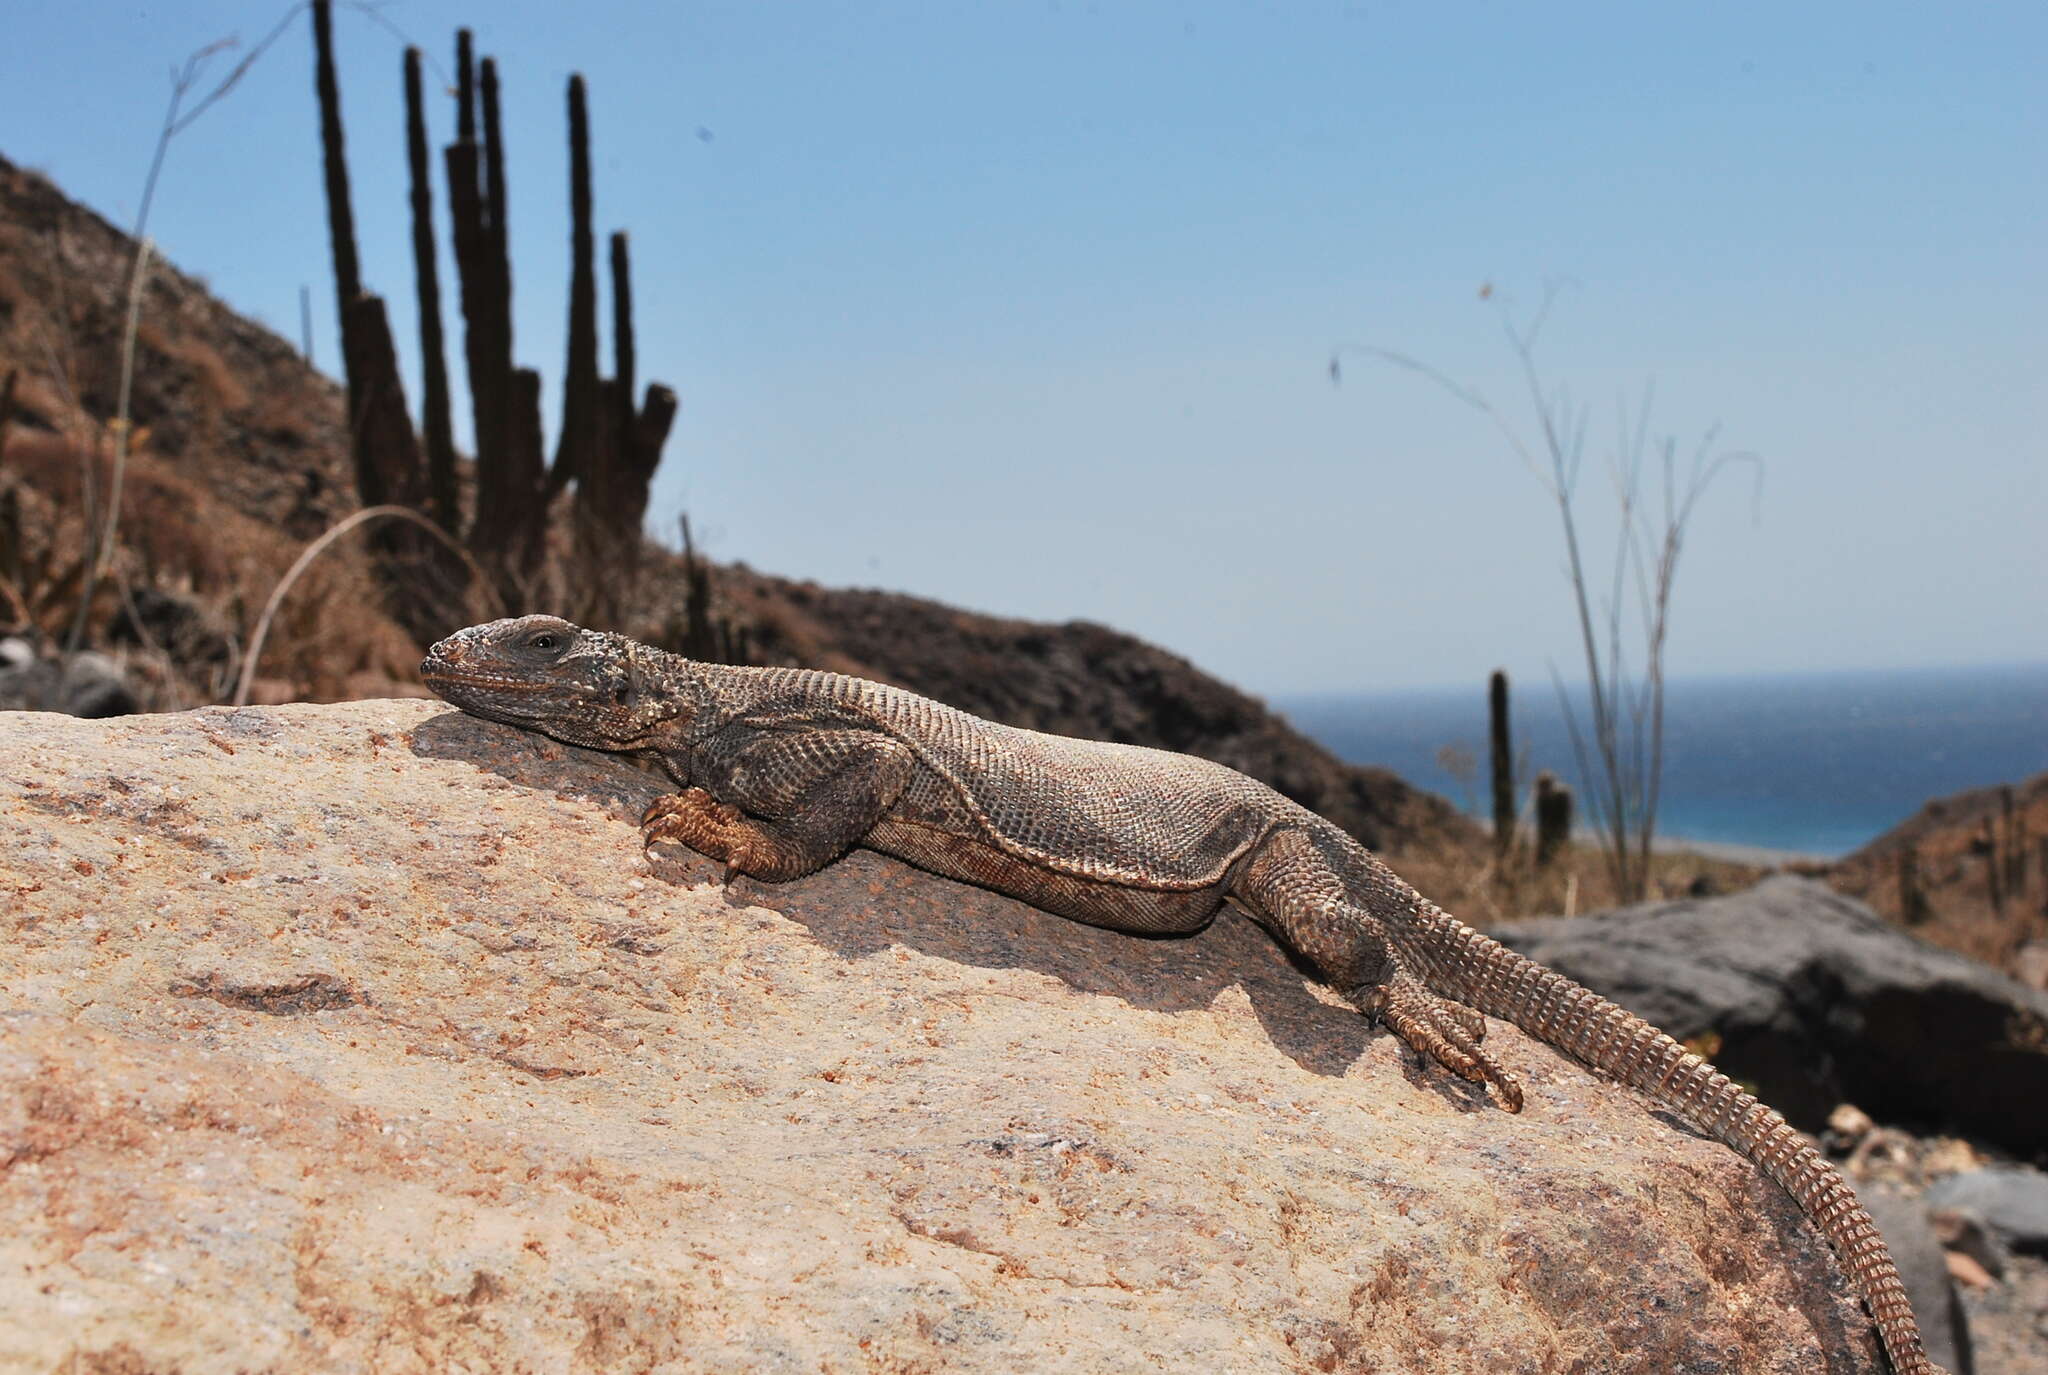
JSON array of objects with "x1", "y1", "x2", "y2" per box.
[
  {"x1": 1986, "y1": 816, "x2": 2007, "y2": 919},
  {"x1": 312, "y1": 16, "x2": 420, "y2": 518},
  {"x1": 311, "y1": 1, "x2": 361, "y2": 337},
  {"x1": 1898, "y1": 846, "x2": 1930, "y2": 926},
  {"x1": 481, "y1": 59, "x2": 514, "y2": 387},
  {"x1": 1488, "y1": 669, "x2": 1514, "y2": 860},
  {"x1": 306, "y1": 2, "x2": 458, "y2": 641},
  {"x1": 1534, "y1": 771, "x2": 1572, "y2": 869},
  {"x1": 448, "y1": 35, "x2": 538, "y2": 586},
  {"x1": 554, "y1": 73, "x2": 600, "y2": 501},
  {"x1": 301, "y1": 7, "x2": 678, "y2": 636},
  {"x1": 443, "y1": 119, "x2": 496, "y2": 508},
  {"x1": 611, "y1": 231, "x2": 636, "y2": 466},
  {"x1": 597, "y1": 231, "x2": 678, "y2": 546},
  {"x1": 454, "y1": 27, "x2": 475, "y2": 142},
  {"x1": 339, "y1": 295, "x2": 421, "y2": 510},
  {"x1": 2000, "y1": 784, "x2": 2025, "y2": 896},
  {"x1": 555, "y1": 83, "x2": 680, "y2": 617},
  {"x1": 480, "y1": 57, "x2": 544, "y2": 578},
  {"x1": 404, "y1": 46, "x2": 458, "y2": 531}
]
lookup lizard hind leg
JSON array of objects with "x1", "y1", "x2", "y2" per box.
[{"x1": 1232, "y1": 825, "x2": 1525, "y2": 1112}]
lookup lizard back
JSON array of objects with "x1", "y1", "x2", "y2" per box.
[{"x1": 706, "y1": 664, "x2": 1292, "y2": 890}]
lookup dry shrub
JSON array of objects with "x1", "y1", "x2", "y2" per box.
[
  {"x1": 1827, "y1": 776, "x2": 2048, "y2": 973},
  {"x1": 0, "y1": 469, "x2": 89, "y2": 636},
  {"x1": 3, "y1": 427, "x2": 239, "y2": 592},
  {"x1": 244, "y1": 386, "x2": 314, "y2": 445},
  {"x1": 1386, "y1": 839, "x2": 1766, "y2": 928},
  {"x1": 186, "y1": 342, "x2": 250, "y2": 414},
  {"x1": 1, "y1": 423, "x2": 418, "y2": 704}
]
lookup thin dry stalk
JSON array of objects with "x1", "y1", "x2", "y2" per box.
[
  {"x1": 1333, "y1": 287, "x2": 1758, "y2": 901},
  {"x1": 234, "y1": 506, "x2": 501, "y2": 706},
  {"x1": 56, "y1": 9, "x2": 302, "y2": 653},
  {"x1": 67, "y1": 238, "x2": 153, "y2": 652}
]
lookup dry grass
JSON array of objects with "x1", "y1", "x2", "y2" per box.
[
  {"x1": 1, "y1": 425, "x2": 420, "y2": 708},
  {"x1": 1387, "y1": 836, "x2": 1767, "y2": 928},
  {"x1": 135, "y1": 319, "x2": 251, "y2": 414}
]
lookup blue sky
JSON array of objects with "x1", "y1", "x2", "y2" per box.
[{"x1": 4, "y1": 2, "x2": 2041, "y2": 693}]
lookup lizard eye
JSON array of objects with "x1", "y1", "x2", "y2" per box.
[{"x1": 527, "y1": 632, "x2": 560, "y2": 651}]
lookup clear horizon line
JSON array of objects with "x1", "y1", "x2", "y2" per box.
[{"x1": 1268, "y1": 656, "x2": 2048, "y2": 703}]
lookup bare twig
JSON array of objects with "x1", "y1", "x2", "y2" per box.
[
  {"x1": 66, "y1": 239, "x2": 153, "y2": 653},
  {"x1": 1337, "y1": 290, "x2": 1758, "y2": 900},
  {"x1": 57, "y1": 9, "x2": 303, "y2": 656},
  {"x1": 131, "y1": 9, "x2": 308, "y2": 297},
  {"x1": 0, "y1": 577, "x2": 30, "y2": 629}
]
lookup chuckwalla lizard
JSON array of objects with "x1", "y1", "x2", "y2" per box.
[{"x1": 422, "y1": 614, "x2": 1938, "y2": 1374}]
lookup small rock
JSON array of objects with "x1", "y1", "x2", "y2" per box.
[
  {"x1": 1945, "y1": 1249, "x2": 1996, "y2": 1290},
  {"x1": 1927, "y1": 1168, "x2": 2048, "y2": 1259},
  {"x1": 2013, "y1": 940, "x2": 2048, "y2": 994},
  {"x1": 1829, "y1": 1102, "x2": 1877, "y2": 1146},
  {"x1": 0, "y1": 638, "x2": 137, "y2": 717},
  {"x1": 1924, "y1": 1138, "x2": 1987, "y2": 1177},
  {"x1": 1857, "y1": 1188, "x2": 1971, "y2": 1374},
  {"x1": 1932, "y1": 1207, "x2": 2009, "y2": 1282}
]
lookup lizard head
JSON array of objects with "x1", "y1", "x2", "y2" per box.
[{"x1": 421, "y1": 615, "x2": 693, "y2": 751}]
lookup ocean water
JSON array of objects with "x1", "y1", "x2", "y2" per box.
[{"x1": 1276, "y1": 663, "x2": 2048, "y2": 859}]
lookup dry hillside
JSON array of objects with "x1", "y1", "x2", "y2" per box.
[
  {"x1": 1824, "y1": 771, "x2": 2048, "y2": 974},
  {"x1": 0, "y1": 149, "x2": 1476, "y2": 863}
]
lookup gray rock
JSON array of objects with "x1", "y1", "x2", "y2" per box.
[
  {"x1": 1492, "y1": 875, "x2": 2048, "y2": 1153},
  {"x1": 0, "y1": 638, "x2": 137, "y2": 717},
  {"x1": 1928, "y1": 1169, "x2": 2048, "y2": 1258},
  {"x1": 1860, "y1": 1187, "x2": 1973, "y2": 1374}
]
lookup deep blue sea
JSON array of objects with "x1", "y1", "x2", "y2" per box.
[{"x1": 1276, "y1": 663, "x2": 2048, "y2": 859}]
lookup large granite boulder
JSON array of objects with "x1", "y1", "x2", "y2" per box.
[{"x1": 1, "y1": 702, "x2": 1892, "y2": 1372}]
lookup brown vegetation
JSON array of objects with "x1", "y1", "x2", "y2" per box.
[
  {"x1": 1824, "y1": 772, "x2": 2048, "y2": 976},
  {"x1": 0, "y1": 151, "x2": 418, "y2": 707}
]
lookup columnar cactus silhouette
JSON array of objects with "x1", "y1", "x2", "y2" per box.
[{"x1": 305, "y1": 1, "x2": 679, "y2": 631}]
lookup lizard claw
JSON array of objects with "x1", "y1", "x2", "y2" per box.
[
  {"x1": 642, "y1": 787, "x2": 718, "y2": 828},
  {"x1": 640, "y1": 789, "x2": 777, "y2": 884},
  {"x1": 1355, "y1": 973, "x2": 1523, "y2": 1112},
  {"x1": 642, "y1": 787, "x2": 739, "y2": 859}
]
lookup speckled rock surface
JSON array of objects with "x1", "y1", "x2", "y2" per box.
[{"x1": 0, "y1": 701, "x2": 1881, "y2": 1373}]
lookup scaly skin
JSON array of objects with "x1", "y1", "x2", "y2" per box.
[{"x1": 423, "y1": 615, "x2": 1939, "y2": 1374}]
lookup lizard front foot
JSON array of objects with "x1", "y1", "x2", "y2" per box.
[
  {"x1": 641, "y1": 788, "x2": 768, "y2": 883},
  {"x1": 1354, "y1": 972, "x2": 1524, "y2": 1112}
]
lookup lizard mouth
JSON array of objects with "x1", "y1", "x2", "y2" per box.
[{"x1": 419, "y1": 667, "x2": 554, "y2": 694}]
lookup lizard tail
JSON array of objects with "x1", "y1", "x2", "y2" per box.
[{"x1": 1394, "y1": 900, "x2": 1938, "y2": 1375}]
